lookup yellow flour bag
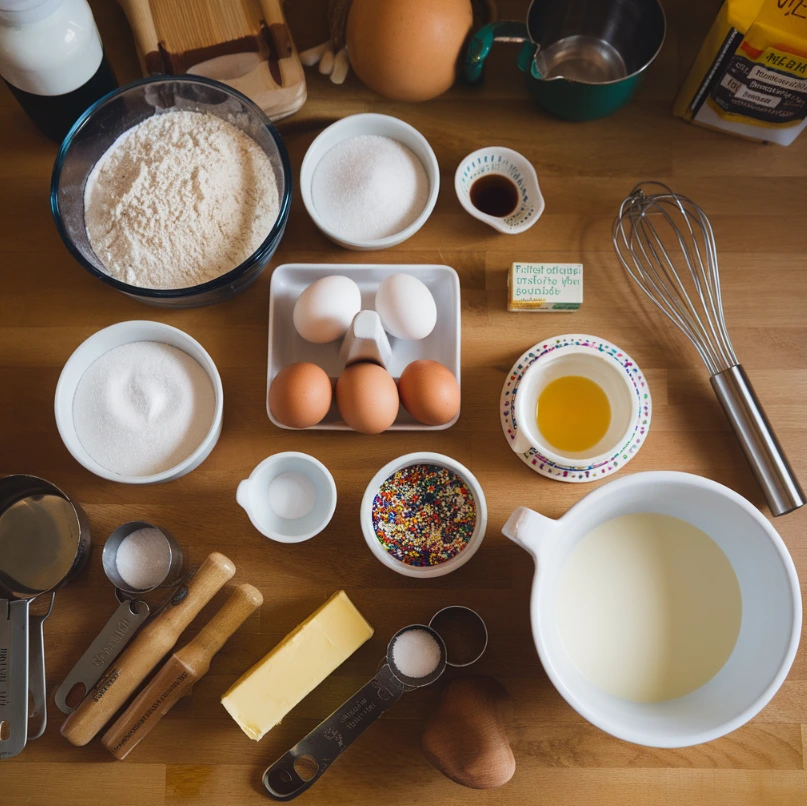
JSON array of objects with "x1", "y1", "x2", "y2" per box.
[{"x1": 674, "y1": 0, "x2": 807, "y2": 144}]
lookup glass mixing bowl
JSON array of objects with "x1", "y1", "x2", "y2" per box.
[{"x1": 50, "y1": 76, "x2": 292, "y2": 308}]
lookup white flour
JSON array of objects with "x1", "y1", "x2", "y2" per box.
[{"x1": 84, "y1": 110, "x2": 279, "y2": 290}]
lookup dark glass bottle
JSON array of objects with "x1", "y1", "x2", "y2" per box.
[{"x1": 0, "y1": 0, "x2": 118, "y2": 142}]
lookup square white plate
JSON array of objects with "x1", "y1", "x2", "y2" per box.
[{"x1": 267, "y1": 263, "x2": 461, "y2": 431}]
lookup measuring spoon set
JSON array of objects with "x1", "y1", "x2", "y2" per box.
[
  {"x1": 0, "y1": 475, "x2": 90, "y2": 759},
  {"x1": 264, "y1": 606, "x2": 488, "y2": 801}
]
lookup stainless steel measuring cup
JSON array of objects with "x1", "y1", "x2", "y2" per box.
[
  {"x1": 263, "y1": 625, "x2": 447, "y2": 801},
  {"x1": 0, "y1": 474, "x2": 91, "y2": 759},
  {"x1": 55, "y1": 521, "x2": 184, "y2": 714}
]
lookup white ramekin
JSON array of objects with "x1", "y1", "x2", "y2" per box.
[
  {"x1": 361, "y1": 452, "x2": 487, "y2": 578},
  {"x1": 54, "y1": 320, "x2": 224, "y2": 484},
  {"x1": 236, "y1": 452, "x2": 337, "y2": 543},
  {"x1": 300, "y1": 113, "x2": 440, "y2": 251}
]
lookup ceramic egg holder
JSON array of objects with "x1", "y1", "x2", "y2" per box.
[
  {"x1": 267, "y1": 263, "x2": 461, "y2": 432},
  {"x1": 340, "y1": 311, "x2": 392, "y2": 369}
]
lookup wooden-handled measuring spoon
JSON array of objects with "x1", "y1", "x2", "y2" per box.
[
  {"x1": 102, "y1": 583, "x2": 263, "y2": 759},
  {"x1": 60, "y1": 551, "x2": 235, "y2": 747}
]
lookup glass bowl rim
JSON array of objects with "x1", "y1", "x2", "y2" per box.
[{"x1": 50, "y1": 74, "x2": 293, "y2": 299}]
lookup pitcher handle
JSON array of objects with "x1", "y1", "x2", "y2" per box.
[
  {"x1": 502, "y1": 506, "x2": 558, "y2": 560},
  {"x1": 464, "y1": 21, "x2": 533, "y2": 83}
]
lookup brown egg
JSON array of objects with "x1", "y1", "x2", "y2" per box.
[
  {"x1": 398, "y1": 360, "x2": 460, "y2": 426},
  {"x1": 336, "y1": 362, "x2": 399, "y2": 434},
  {"x1": 269, "y1": 362, "x2": 332, "y2": 428},
  {"x1": 347, "y1": 0, "x2": 473, "y2": 102}
]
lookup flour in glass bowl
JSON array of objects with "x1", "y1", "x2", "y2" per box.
[{"x1": 83, "y1": 110, "x2": 280, "y2": 290}]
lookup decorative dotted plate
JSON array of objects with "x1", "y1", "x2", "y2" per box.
[{"x1": 501, "y1": 335, "x2": 652, "y2": 483}]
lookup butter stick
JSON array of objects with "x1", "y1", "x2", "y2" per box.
[
  {"x1": 508, "y1": 262, "x2": 583, "y2": 311},
  {"x1": 221, "y1": 590, "x2": 373, "y2": 741}
]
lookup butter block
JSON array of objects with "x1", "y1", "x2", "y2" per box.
[
  {"x1": 508, "y1": 263, "x2": 583, "y2": 311},
  {"x1": 221, "y1": 590, "x2": 373, "y2": 741}
]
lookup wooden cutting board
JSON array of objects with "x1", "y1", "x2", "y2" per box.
[{"x1": 118, "y1": 0, "x2": 306, "y2": 120}]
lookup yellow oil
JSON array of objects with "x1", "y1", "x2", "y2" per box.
[{"x1": 536, "y1": 376, "x2": 611, "y2": 453}]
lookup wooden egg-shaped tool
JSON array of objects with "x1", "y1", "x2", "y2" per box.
[{"x1": 422, "y1": 676, "x2": 515, "y2": 789}]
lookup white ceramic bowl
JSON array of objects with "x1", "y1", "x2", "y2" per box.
[
  {"x1": 236, "y1": 452, "x2": 337, "y2": 543},
  {"x1": 361, "y1": 452, "x2": 487, "y2": 578},
  {"x1": 455, "y1": 146, "x2": 544, "y2": 234},
  {"x1": 510, "y1": 337, "x2": 641, "y2": 466},
  {"x1": 54, "y1": 321, "x2": 223, "y2": 484},
  {"x1": 300, "y1": 113, "x2": 440, "y2": 251},
  {"x1": 503, "y1": 471, "x2": 802, "y2": 748}
]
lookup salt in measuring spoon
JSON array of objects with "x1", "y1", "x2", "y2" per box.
[
  {"x1": 54, "y1": 521, "x2": 185, "y2": 714},
  {"x1": 263, "y1": 624, "x2": 447, "y2": 801}
]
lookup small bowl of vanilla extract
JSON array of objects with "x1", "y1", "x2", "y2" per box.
[{"x1": 454, "y1": 146, "x2": 544, "y2": 234}]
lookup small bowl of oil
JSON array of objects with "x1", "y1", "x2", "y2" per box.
[
  {"x1": 509, "y1": 335, "x2": 643, "y2": 470},
  {"x1": 454, "y1": 147, "x2": 544, "y2": 234}
]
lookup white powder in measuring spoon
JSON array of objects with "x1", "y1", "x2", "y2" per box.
[
  {"x1": 72, "y1": 341, "x2": 216, "y2": 476},
  {"x1": 115, "y1": 527, "x2": 171, "y2": 590},
  {"x1": 311, "y1": 134, "x2": 429, "y2": 241},
  {"x1": 84, "y1": 110, "x2": 279, "y2": 290},
  {"x1": 391, "y1": 628, "x2": 442, "y2": 679}
]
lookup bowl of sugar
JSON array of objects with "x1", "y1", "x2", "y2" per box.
[
  {"x1": 300, "y1": 113, "x2": 440, "y2": 251},
  {"x1": 55, "y1": 321, "x2": 224, "y2": 484}
]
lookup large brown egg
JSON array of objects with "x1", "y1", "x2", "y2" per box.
[
  {"x1": 398, "y1": 360, "x2": 460, "y2": 426},
  {"x1": 336, "y1": 362, "x2": 399, "y2": 434},
  {"x1": 347, "y1": 0, "x2": 473, "y2": 102},
  {"x1": 269, "y1": 362, "x2": 332, "y2": 428}
]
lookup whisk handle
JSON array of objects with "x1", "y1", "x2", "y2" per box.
[{"x1": 711, "y1": 365, "x2": 805, "y2": 517}]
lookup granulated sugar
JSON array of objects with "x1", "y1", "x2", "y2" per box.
[
  {"x1": 72, "y1": 341, "x2": 216, "y2": 476},
  {"x1": 311, "y1": 134, "x2": 429, "y2": 241},
  {"x1": 84, "y1": 110, "x2": 279, "y2": 290},
  {"x1": 115, "y1": 527, "x2": 171, "y2": 590},
  {"x1": 391, "y1": 628, "x2": 442, "y2": 679}
]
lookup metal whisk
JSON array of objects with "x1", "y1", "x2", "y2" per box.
[{"x1": 614, "y1": 181, "x2": 804, "y2": 516}]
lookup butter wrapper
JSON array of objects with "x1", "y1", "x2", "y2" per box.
[{"x1": 508, "y1": 263, "x2": 583, "y2": 311}]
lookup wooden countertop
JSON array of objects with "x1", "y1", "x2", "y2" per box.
[{"x1": 1, "y1": 1, "x2": 806, "y2": 804}]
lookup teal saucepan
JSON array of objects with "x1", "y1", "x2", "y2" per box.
[{"x1": 465, "y1": 0, "x2": 666, "y2": 121}]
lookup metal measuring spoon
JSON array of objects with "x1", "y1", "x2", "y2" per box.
[
  {"x1": 429, "y1": 605, "x2": 488, "y2": 668},
  {"x1": 263, "y1": 624, "x2": 447, "y2": 801},
  {"x1": 55, "y1": 521, "x2": 184, "y2": 714},
  {"x1": 0, "y1": 475, "x2": 91, "y2": 760}
]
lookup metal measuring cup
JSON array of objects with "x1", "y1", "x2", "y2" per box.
[
  {"x1": 0, "y1": 474, "x2": 91, "y2": 760},
  {"x1": 54, "y1": 521, "x2": 184, "y2": 714}
]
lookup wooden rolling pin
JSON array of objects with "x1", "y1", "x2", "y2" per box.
[
  {"x1": 102, "y1": 583, "x2": 263, "y2": 759},
  {"x1": 61, "y1": 552, "x2": 236, "y2": 747}
]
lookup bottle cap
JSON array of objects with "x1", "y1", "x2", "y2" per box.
[{"x1": 0, "y1": 0, "x2": 62, "y2": 23}]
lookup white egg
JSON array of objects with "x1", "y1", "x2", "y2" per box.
[
  {"x1": 293, "y1": 275, "x2": 362, "y2": 343},
  {"x1": 374, "y1": 273, "x2": 437, "y2": 341}
]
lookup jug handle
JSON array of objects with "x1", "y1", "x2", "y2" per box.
[
  {"x1": 464, "y1": 21, "x2": 533, "y2": 84},
  {"x1": 502, "y1": 506, "x2": 557, "y2": 560}
]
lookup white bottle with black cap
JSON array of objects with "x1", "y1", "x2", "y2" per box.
[{"x1": 0, "y1": 0, "x2": 117, "y2": 141}]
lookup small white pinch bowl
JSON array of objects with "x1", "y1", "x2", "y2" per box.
[
  {"x1": 54, "y1": 320, "x2": 223, "y2": 485},
  {"x1": 237, "y1": 452, "x2": 337, "y2": 543},
  {"x1": 300, "y1": 113, "x2": 440, "y2": 251},
  {"x1": 455, "y1": 146, "x2": 544, "y2": 234},
  {"x1": 361, "y1": 452, "x2": 487, "y2": 579}
]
